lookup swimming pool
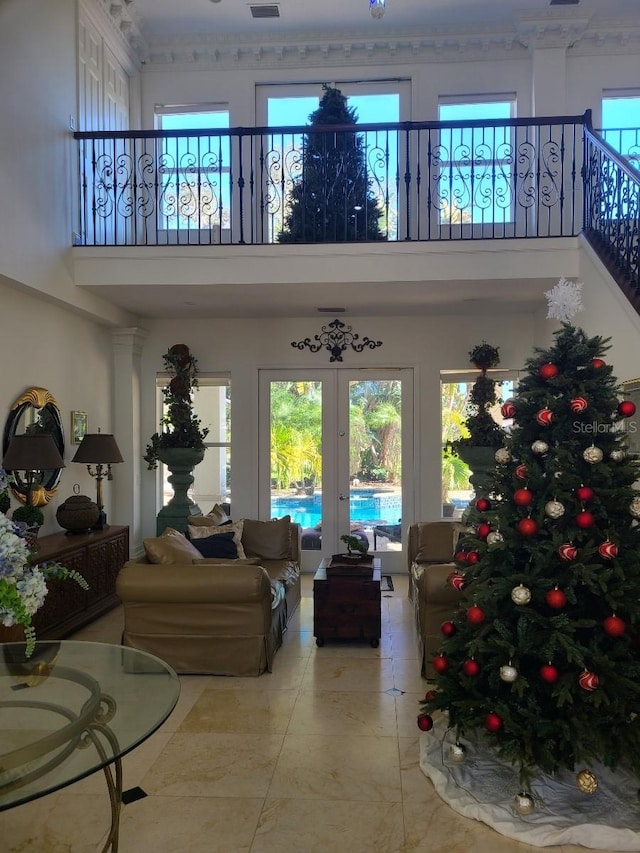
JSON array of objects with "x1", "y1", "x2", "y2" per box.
[{"x1": 271, "y1": 489, "x2": 402, "y2": 529}]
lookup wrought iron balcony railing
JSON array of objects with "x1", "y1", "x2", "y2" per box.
[{"x1": 74, "y1": 113, "x2": 594, "y2": 248}]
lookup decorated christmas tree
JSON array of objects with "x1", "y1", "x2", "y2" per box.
[
  {"x1": 277, "y1": 84, "x2": 384, "y2": 243},
  {"x1": 420, "y1": 281, "x2": 640, "y2": 803}
]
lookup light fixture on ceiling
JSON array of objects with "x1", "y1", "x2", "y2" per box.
[
  {"x1": 250, "y1": 4, "x2": 280, "y2": 18},
  {"x1": 370, "y1": 0, "x2": 385, "y2": 19}
]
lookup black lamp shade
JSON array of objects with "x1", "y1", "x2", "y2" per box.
[
  {"x1": 72, "y1": 434, "x2": 123, "y2": 464},
  {"x1": 2, "y1": 434, "x2": 65, "y2": 471}
]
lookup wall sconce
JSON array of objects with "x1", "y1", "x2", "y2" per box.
[
  {"x1": 72, "y1": 432, "x2": 123, "y2": 529},
  {"x1": 2, "y1": 434, "x2": 65, "y2": 508}
]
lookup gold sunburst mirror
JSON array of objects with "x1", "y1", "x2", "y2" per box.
[{"x1": 2, "y1": 387, "x2": 65, "y2": 506}]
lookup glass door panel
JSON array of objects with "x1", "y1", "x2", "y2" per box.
[{"x1": 261, "y1": 369, "x2": 412, "y2": 572}]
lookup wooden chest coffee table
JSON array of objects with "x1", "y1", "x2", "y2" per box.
[{"x1": 313, "y1": 557, "x2": 381, "y2": 647}]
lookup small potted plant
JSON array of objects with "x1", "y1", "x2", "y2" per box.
[{"x1": 340, "y1": 533, "x2": 369, "y2": 557}]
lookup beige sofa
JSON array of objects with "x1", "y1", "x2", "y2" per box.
[
  {"x1": 116, "y1": 518, "x2": 301, "y2": 676},
  {"x1": 408, "y1": 521, "x2": 464, "y2": 678}
]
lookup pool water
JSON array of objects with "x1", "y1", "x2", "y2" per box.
[{"x1": 271, "y1": 489, "x2": 401, "y2": 530}]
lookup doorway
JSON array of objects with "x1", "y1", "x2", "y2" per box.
[{"x1": 259, "y1": 368, "x2": 413, "y2": 572}]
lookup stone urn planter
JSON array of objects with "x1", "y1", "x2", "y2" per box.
[
  {"x1": 455, "y1": 445, "x2": 497, "y2": 499},
  {"x1": 155, "y1": 446, "x2": 205, "y2": 535}
]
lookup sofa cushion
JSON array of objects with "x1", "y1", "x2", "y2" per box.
[
  {"x1": 187, "y1": 503, "x2": 230, "y2": 527},
  {"x1": 414, "y1": 522, "x2": 459, "y2": 564},
  {"x1": 241, "y1": 516, "x2": 291, "y2": 560},
  {"x1": 188, "y1": 520, "x2": 246, "y2": 559},
  {"x1": 190, "y1": 530, "x2": 238, "y2": 559},
  {"x1": 144, "y1": 528, "x2": 202, "y2": 564}
]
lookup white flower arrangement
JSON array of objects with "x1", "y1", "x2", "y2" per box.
[{"x1": 0, "y1": 513, "x2": 88, "y2": 656}]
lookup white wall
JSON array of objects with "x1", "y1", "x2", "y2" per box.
[
  {"x1": 0, "y1": 282, "x2": 119, "y2": 535},
  {"x1": 137, "y1": 313, "x2": 536, "y2": 541}
]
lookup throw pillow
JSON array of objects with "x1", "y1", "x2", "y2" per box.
[
  {"x1": 143, "y1": 527, "x2": 202, "y2": 564},
  {"x1": 187, "y1": 519, "x2": 246, "y2": 559},
  {"x1": 241, "y1": 515, "x2": 291, "y2": 560},
  {"x1": 187, "y1": 503, "x2": 231, "y2": 527},
  {"x1": 190, "y1": 530, "x2": 237, "y2": 559}
]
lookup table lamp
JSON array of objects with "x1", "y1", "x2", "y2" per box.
[
  {"x1": 72, "y1": 431, "x2": 123, "y2": 529},
  {"x1": 2, "y1": 434, "x2": 65, "y2": 509}
]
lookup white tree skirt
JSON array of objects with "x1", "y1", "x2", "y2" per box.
[{"x1": 420, "y1": 717, "x2": 640, "y2": 850}]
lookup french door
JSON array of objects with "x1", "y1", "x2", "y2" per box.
[{"x1": 259, "y1": 368, "x2": 414, "y2": 572}]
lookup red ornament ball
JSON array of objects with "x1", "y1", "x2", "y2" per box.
[
  {"x1": 598, "y1": 540, "x2": 618, "y2": 560},
  {"x1": 501, "y1": 400, "x2": 516, "y2": 419},
  {"x1": 475, "y1": 497, "x2": 491, "y2": 512},
  {"x1": 618, "y1": 400, "x2": 637, "y2": 418},
  {"x1": 441, "y1": 620, "x2": 456, "y2": 637},
  {"x1": 570, "y1": 396, "x2": 588, "y2": 413},
  {"x1": 536, "y1": 407, "x2": 554, "y2": 426},
  {"x1": 432, "y1": 654, "x2": 449, "y2": 674},
  {"x1": 540, "y1": 363, "x2": 559, "y2": 380},
  {"x1": 463, "y1": 659, "x2": 481, "y2": 677},
  {"x1": 545, "y1": 588, "x2": 567, "y2": 609},
  {"x1": 540, "y1": 663, "x2": 559, "y2": 684},
  {"x1": 424, "y1": 689, "x2": 437, "y2": 702},
  {"x1": 559, "y1": 543, "x2": 578, "y2": 561},
  {"x1": 575, "y1": 485, "x2": 594, "y2": 503},
  {"x1": 467, "y1": 605, "x2": 486, "y2": 624},
  {"x1": 517, "y1": 518, "x2": 538, "y2": 537},
  {"x1": 575, "y1": 511, "x2": 595, "y2": 529},
  {"x1": 466, "y1": 551, "x2": 480, "y2": 564},
  {"x1": 453, "y1": 550, "x2": 468, "y2": 564},
  {"x1": 514, "y1": 488, "x2": 534, "y2": 507},
  {"x1": 477, "y1": 522, "x2": 491, "y2": 539},
  {"x1": 592, "y1": 358, "x2": 606, "y2": 369},
  {"x1": 514, "y1": 463, "x2": 527, "y2": 480},
  {"x1": 578, "y1": 670, "x2": 599, "y2": 691},
  {"x1": 417, "y1": 713, "x2": 434, "y2": 732},
  {"x1": 447, "y1": 571, "x2": 466, "y2": 591},
  {"x1": 603, "y1": 615, "x2": 626, "y2": 637},
  {"x1": 485, "y1": 712, "x2": 503, "y2": 733}
]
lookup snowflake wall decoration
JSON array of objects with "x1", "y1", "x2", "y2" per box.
[{"x1": 545, "y1": 278, "x2": 584, "y2": 323}]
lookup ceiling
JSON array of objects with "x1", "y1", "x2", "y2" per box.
[{"x1": 131, "y1": 0, "x2": 638, "y2": 41}]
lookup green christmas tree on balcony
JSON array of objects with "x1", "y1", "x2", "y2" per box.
[
  {"x1": 419, "y1": 279, "x2": 640, "y2": 810},
  {"x1": 277, "y1": 84, "x2": 384, "y2": 243}
]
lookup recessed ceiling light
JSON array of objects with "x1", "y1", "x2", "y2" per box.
[
  {"x1": 317, "y1": 307, "x2": 346, "y2": 313},
  {"x1": 250, "y1": 4, "x2": 280, "y2": 18},
  {"x1": 550, "y1": 0, "x2": 579, "y2": 5}
]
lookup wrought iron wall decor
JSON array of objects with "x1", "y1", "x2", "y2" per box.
[{"x1": 291, "y1": 318, "x2": 383, "y2": 363}]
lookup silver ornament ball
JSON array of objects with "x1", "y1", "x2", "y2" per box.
[
  {"x1": 511, "y1": 584, "x2": 532, "y2": 605},
  {"x1": 499, "y1": 664, "x2": 518, "y2": 683},
  {"x1": 486, "y1": 531, "x2": 504, "y2": 545},
  {"x1": 583, "y1": 445, "x2": 603, "y2": 464},
  {"x1": 514, "y1": 792, "x2": 535, "y2": 815},
  {"x1": 449, "y1": 742, "x2": 467, "y2": 763},
  {"x1": 610, "y1": 449, "x2": 625, "y2": 461},
  {"x1": 495, "y1": 448, "x2": 511, "y2": 464},
  {"x1": 545, "y1": 500, "x2": 565, "y2": 519},
  {"x1": 630, "y1": 497, "x2": 640, "y2": 518},
  {"x1": 532, "y1": 440, "x2": 549, "y2": 455}
]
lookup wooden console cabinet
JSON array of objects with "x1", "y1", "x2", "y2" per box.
[{"x1": 0, "y1": 525, "x2": 129, "y2": 642}]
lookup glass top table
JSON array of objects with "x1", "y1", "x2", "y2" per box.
[{"x1": 0, "y1": 641, "x2": 180, "y2": 851}]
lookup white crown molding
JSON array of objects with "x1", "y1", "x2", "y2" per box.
[
  {"x1": 93, "y1": 0, "x2": 148, "y2": 63},
  {"x1": 136, "y1": 16, "x2": 640, "y2": 69}
]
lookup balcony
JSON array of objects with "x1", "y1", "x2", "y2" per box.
[{"x1": 74, "y1": 112, "x2": 639, "y2": 302}]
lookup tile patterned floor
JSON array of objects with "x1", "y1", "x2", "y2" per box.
[{"x1": 0, "y1": 575, "x2": 622, "y2": 852}]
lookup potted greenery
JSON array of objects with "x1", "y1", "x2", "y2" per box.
[
  {"x1": 144, "y1": 344, "x2": 209, "y2": 534},
  {"x1": 448, "y1": 341, "x2": 505, "y2": 495},
  {"x1": 340, "y1": 533, "x2": 369, "y2": 556}
]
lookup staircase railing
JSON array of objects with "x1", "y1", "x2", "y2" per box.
[
  {"x1": 583, "y1": 117, "x2": 640, "y2": 304},
  {"x1": 74, "y1": 113, "x2": 589, "y2": 248}
]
